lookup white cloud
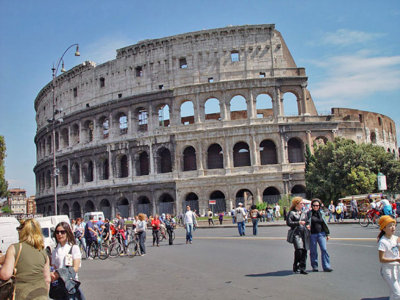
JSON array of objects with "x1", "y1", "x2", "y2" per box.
[
  {"x1": 81, "y1": 35, "x2": 137, "y2": 65},
  {"x1": 310, "y1": 53, "x2": 400, "y2": 108},
  {"x1": 321, "y1": 29, "x2": 385, "y2": 47}
]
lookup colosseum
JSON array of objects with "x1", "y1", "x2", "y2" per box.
[{"x1": 34, "y1": 24, "x2": 398, "y2": 219}]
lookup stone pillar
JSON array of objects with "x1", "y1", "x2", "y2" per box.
[
  {"x1": 273, "y1": 87, "x2": 282, "y2": 117},
  {"x1": 250, "y1": 134, "x2": 259, "y2": 166},
  {"x1": 129, "y1": 200, "x2": 135, "y2": 218},
  {"x1": 195, "y1": 93, "x2": 203, "y2": 123},
  {"x1": 197, "y1": 139, "x2": 204, "y2": 175},
  {"x1": 306, "y1": 130, "x2": 313, "y2": 154},
  {"x1": 221, "y1": 92, "x2": 230, "y2": 121},
  {"x1": 148, "y1": 104, "x2": 155, "y2": 132},
  {"x1": 108, "y1": 145, "x2": 114, "y2": 179},
  {"x1": 248, "y1": 89, "x2": 256, "y2": 119},
  {"x1": 67, "y1": 159, "x2": 71, "y2": 188},
  {"x1": 301, "y1": 84, "x2": 308, "y2": 115},
  {"x1": 149, "y1": 142, "x2": 155, "y2": 175},
  {"x1": 280, "y1": 133, "x2": 288, "y2": 164},
  {"x1": 224, "y1": 138, "x2": 232, "y2": 172}
]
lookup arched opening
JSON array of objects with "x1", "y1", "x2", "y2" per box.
[
  {"x1": 158, "y1": 148, "x2": 172, "y2": 173},
  {"x1": 260, "y1": 140, "x2": 277, "y2": 164},
  {"x1": 210, "y1": 191, "x2": 226, "y2": 213},
  {"x1": 370, "y1": 132, "x2": 377, "y2": 144},
  {"x1": 263, "y1": 187, "x2": 281, "y2": 204},
  {"x1": 180, "y1": 101, "x2": 195, "y2": 125},
  {"x1": 72, "y1": 202, "x2": 81, "y2": 219},
  {"x1": 61, "y1": 203, "x2": 69, "y2": 217},
  {"x1": 230, "y1": 95, "x2": 247, "y2": 120},
  {"x1": 61, "y1": 128, "x2": 69, "y2": 147},
  {"x1": 99, "y1": 158, "x2": 109, "y2": 180},
  {"x1": 233, "y1": 142, "x2": 251, "y2": 167},
  {"x1": 235, "y1": 189, "x2": 253, "y2": 207},
  {"x1": 99, "y1": 116, "x2": 109, "y2": 139},
  {"x1": 100, "y1": 199, "x2": 111, "y2": 220},
  {"x1": 118, "y1": 155, "x2": 129, "y2": 178},
  {"x1": 71, "y1": 124, "x2": 80, "y2": 145},
  {"x1": 138, "y1": 151, "x2": 149, "y2": 176},
  {"x1": 71, "y1": 163, "x2": 80, "y2": 184},
  {"x1": 60, "y1": 165, "x2": 68, "y2": 186},
  {"x1": 207, "y1": 143, "x2": 223, "y2": 169},
  {"x1": 55, "y1": 132, "x2": 59, "y2": 150},
  {"x1": 137, "y1": 108, "x2": 148, "y2": 132},
  {"x1": 282, "y1": 92, "x2": 299, "y2": 116},
  {"x1": 184, "y1": 193, "x2": 199, "y2": 213},
  {"x1": 288, "y1": 138, "x2": 304, "y2": 163},
  {"x1": 137, "y1": 196, "x2": 151, "y2": 217},
  {"x1": 159, "y1": 193, "x2": 174, "y2": 215},
  {"x1": 291, "y1": 185, "x2": 306, "y2": 199},
  {"x1": 117, "y1": 112, "x2": 128, "y2": 135},
  {"x1": 46, "y1": 170, "x2": 52, "y2": 189},
  {"x1": 183, "y1": 146, "x2": 197, "y2": 171},
  {"x1": 47, "y1": 136, "x2": 52, "y2": 155},
  {"x1": 256, "y1": 94, "x2": 273, "y2": 118},
  {"x1": 158, "y1": 104, "x2": 170, "y2": 127},
  {"x1": 117, "y1": 198, "x2": 129, "y2": 218},
  {"x1": 83, "y1": 160, "x2": 94, "y2": 182},
  {"x1": 205, "y1": 98, "x2": 221, "y2": 121},
  {"x1": 83, "y1": 120, "x2": 94, "y2": 143},
  {"x1": 84, "y1": 200, "x2": 95, "y2": 213}
]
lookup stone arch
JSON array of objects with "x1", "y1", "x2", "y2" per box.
[
  {"x1": 207, "y1": 143, "x2": 223, "y2": 169},
  {"x1": 61, "y1": 127, "x2": 69, "y2": 147},
  {"x1": 233, "y1": 141, "x2": 251, "y2": 167},
  {"x1": 61, "y1": 203, "x2": 70, "y2": 217},
  {"x1": 71, "y1": 123, "x2": 80, "y2": 145},
  {"x1": 136, "y1": 107, "x2": 148, "y2": 132},
  {"x1": 210, "y1": 190, "x2": 226, "y2": 213},
  {"x1": 137, "y1": 196, "x2": 151, "y2": 217},
  {"x1": 263, "y1": 187, "x2": 281, "y2": 204},
  {"x1": 116, "y1": 112, "x2": 128, "y2": 135},
  {"x1": 116, "y1": 197, "x2": 129, "y2": 218},
  {"x1": 184, "y1": 192, "x2": 199, "y2": 213},
  {"x1": 230, "y1": 95, "x2": 247, "y2": 120},
  {"x1": 180, "y1": 100, "x2": 195, "y2": 125},
  {"x1": 137, "y1": 151, "x2": 149, "y2": 176},
  {"x1": 98, "y1": 116, "x2": 109, "y2": 139},
  {"x1": 282, "y1": 91, "x2": 299, "y2": 116},
  {"x1": 71, "y1": 162, "x2": 80, "y2": 184},
  {"x1": 100, "y1": 199, "x2": 111, "y2": 220},
  {"x1": 291, "y1": 185, "x2": 306, "y2": 198},
  {"x1": 158, "y1": 104, "x2": 170, "y2": 127},
  {"x1": 314, "y1": 136, "x2": 328, "y2": 147},
  {"x1": 260, "y1": 140, "x2": 278, "y2": 164},
  {"x1": 117, "y1": 154, "x2": 129, "y2": 178},
  {"x1": 60, "y1": 165, "x2": 68, "y2": 186},
  {"x1": 72, "y1": 202, "x2": 81, "y2": 219},
  {"x1": 235, "y1": 189, "x2": 253, "y2": 207},
  {"x1": 288, "y1": 138, "x2": 304, "y2": 163},
  {"x1": 205, "y1": 98, "x2": 221, "y2": 121},
  {"x1": 55, "y1": 131, "x2": 59, "y2": 150},
  {"x1": 256, "y1": 94, "x2": 273, "y2": 118},
  {"x1": 370, "y1": 132, "x2": 377, "y2": 144},
  {"x1": 46, "y1": 135, "x2": 52, "y2": 155},
  {"x1": 46, "y1": 170, "x2": 52, "y2": 189},
  {"x1": 84, "y1": 200, "x2": 95, "y2": 213},
  {"x1": 99, "y1": 157, "x2": 109, "y2": 180},
  {"x1": 82, "y1": 160, "x2": 94, "y2": 182},
  {"x1": 82, "y1": 119, "x2": 94, "y2": 143},
  {"x1": 158, "y1": 147, "x2": 172, "y2": 173},
  {"x1": 158, "y1": 193, "x2": 175, "y2": 215},
  {"x1": 183, "y1": 146, "x2": 197, "y2": 171}
]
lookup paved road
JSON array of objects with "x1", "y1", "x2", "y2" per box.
[{"x1": 79, "y1": 224, "x2": 389, "y2": 300}]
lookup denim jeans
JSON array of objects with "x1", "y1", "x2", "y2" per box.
[
  {"x1": 251, "y1": 219, "x2": 258, "y2": 235},
  {"x1": 237, "y1": 221, "x2": 245, "y2": 236},
  {"x1": 328, "y1": 212, "x2": 336, "y2": 222},
  {"x1": 186, "y1": 223, "x2": 194, "y2": 242},
  {"x1": 310, "y1": 232, "x2": 331, "y2": 270}
]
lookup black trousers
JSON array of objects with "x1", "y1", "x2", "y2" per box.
[
  {"x1": 293, "y1": 249, "x2": 307, "y2": 271},
  {"x1": 167, "y1": 227, "x2": 174, "y2": 245}
]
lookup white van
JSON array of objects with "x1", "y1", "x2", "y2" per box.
[
  {"x1": 83, "y1": 211, "x2": 105, "y2": 223},
  {"x1": 36, "y1": 215, "x2": 71, "y2": 255},
  {"x1": 0, "y1": 217, "x2": 20, "y2": 253}
]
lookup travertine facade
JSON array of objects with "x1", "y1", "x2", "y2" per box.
[{"x1": 34, "y1": 24, "x2": 398, "y2": 218}]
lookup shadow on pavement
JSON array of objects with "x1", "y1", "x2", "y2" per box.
[
  {"x1": 245, "y1": 270, "x2": 293, "y2": 277},
  {"x1": 360, "y1": 298, "x2": 388, "y2": 300}
]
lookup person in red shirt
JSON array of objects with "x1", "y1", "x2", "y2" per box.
[{"x1": 151, "y1": 214, "x2": 161, "y2": 247}]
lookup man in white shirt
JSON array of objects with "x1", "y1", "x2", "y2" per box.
[
  {"x1": 235, "y1": 202, "x2": 246, "y2": 236},
  {"x1": 184, "y1": 205, "x2": 197, "y2": 244}
]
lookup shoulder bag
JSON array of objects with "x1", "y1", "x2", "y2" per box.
[
  {"x1": 0, "y1": 243, "x2": 23, "y2": 300},
  {"x1": 286, "y1": 228, "x2": 295, "y2": 243}
]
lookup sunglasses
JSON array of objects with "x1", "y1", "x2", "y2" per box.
[
  {"x1": 312, "y1": 204, "x2": 320, "y2": 207},
  {"x1": 55, "y1": 230, "x2": 67, "y2": 235}
]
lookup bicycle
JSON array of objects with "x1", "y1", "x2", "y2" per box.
[
  {"x1": 89, "y1": 238, "x2": 108, "y2": 260},
  {"x1": 106, "y1": 232, "x2": 129, "y2": 258},
  {"x1": 126, "y1": 233, "x2": 141, "y2": 257},
  {"x1": 359, "y1": 209, "x2": 380, "y2": 227}
]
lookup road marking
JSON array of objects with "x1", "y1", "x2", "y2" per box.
[{"x1": 181, "y1": 236, "x2": 376, "y2": 241}]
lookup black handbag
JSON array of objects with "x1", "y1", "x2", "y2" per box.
[
  {"x1": 0, "y1": 243, "x2": 22, "y2": 300},
  {"x1": 287, "y1": 228, "x2": 295, "y2": 243}
]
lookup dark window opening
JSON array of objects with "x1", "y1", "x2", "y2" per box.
[
  {"x1": 378, "y1": 117, "x2": 382, "y2": 126},
  {"x1": 135, "y1": 66, "x2": 143, "y2": 77},
  {"x1": 73, "y1": 87, "x2": 78, "y2": 97},
  {"x1": 260, "y1": 140, "x2": 277, "y2": 164},
  {"x1": 118, "y1": 93, "x2": 122, "y2": 98},
  {"x1": 159, "y1": 148, "x2": 172, "y2": 173},
  {"x1": 259, "y1": 72, "x2": 266, "y2": 78},
  {"x1": 159, "y1": 85, "x2": 164, "y2": 90},
  {"x1": 119, "y1": 155, "x2": 129, "y2": 178},
  {"x1": 183, "y1": 147, "x2": 197, "y2": 171},
  {"x1": 208, "y1": 77, "x2": 214, "y2": 83},
  {"x1": 288, "y1": 138, "x2": 304, "y2": 163},
  {"x1": 207, "y1": 144, "x2": 223, "y2": 169},
  {"x1": 179, "y1": 58, "x2": 188, "y2": 69},
  {"x1": 100, "y1": 77, "x2": 105, "y2": 88},
  {"x1": 233, "y1": 142, "x2": 251, "y2": 167},
  {"x1": 138, "y1": 152, "x2": 149, "y2": 176},
  {"x1": 359, "y1": 114, "x2": 363, "y2": 123}
]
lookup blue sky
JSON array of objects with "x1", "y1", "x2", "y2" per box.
[{"x1": 0, "y1": 0, "x2": 399, "y2": 197}]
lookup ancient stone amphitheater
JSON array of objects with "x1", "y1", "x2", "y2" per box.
[{"x1": 34, "y1": 24, "x2": 398, "y2": 218}]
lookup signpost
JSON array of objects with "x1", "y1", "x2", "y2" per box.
[{"x1": 377, "y1": 172, "x2": 387, "y2": 191}]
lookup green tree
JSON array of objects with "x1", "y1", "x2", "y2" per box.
[
  {"x1": 1, "y1": 205, "x2": 12, "y2": 214},
  {"x1": 305, "y1": 138, "x2": 400, "y2": 204},
  {"x1": 0, "y1": 136, "x2": 8, "y2": 198}
]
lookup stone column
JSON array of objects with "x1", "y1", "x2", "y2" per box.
[
  {"x1": 197, "y1": 139, "x2": 204, "y2": 175},
  {"x1": 273, "y1": 87, "x2": 282, "y2": 117},
  {"x1": 306, "y1": 130, "x2": 313, "y2": 154},
  {"x1": 108, "y1": 145, "x2": 114, "y2": 179},
  {"x1": 224, "y1": 138, "x2": 232, "y2": 172},
  {"x1": 280, "y1": 133, "x2": 288, "y2": 164},
  {"x1": 250, "y1": 134, "x2": 259, "y2": 166},
  {"x1": 195, "y1": 93, "x2": 203, "y2": 123},
  {"x1": 301, "y1": 84, "x2": 308, "y2": 115},
  {"x1": 149, "y1": 142, "x2": 155, "y2": 175},
  {"x1": 248, "y1": 89, "x2": 256, "y2": 119}
]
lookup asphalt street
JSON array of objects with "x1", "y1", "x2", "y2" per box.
[{"x1": 79, "y1": 223, "x2": 388, "y2": 300}]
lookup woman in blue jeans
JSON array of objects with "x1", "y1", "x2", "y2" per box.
[{"x1": 307, "y1": 198, "x2": 333, "y2": 272}]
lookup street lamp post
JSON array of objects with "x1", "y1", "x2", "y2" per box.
[{"x1": 51, "y1": 44, "x2": 80, "y2": 215}]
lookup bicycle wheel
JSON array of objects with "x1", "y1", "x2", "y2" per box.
[
  {"x1": 359, "y1": 213, "x2": 370, "y2": 227},
  {"x1": 126, "y1": 241, "x2": 139, "y2": 257},
  {"x1": 98, "y1": 242, "x2": 109, "y2": 260},
  {"x1": 89, "y1": 244, "x2": 98, "y2": 259},
  {"x1": 109, "y1": 243, "x2": 121, "y2": 258}
]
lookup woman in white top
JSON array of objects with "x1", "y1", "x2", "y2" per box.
[
  {"x1": 50, "y1": 222, "x2": 84, "y2": 300},
  {"x1": 136, "y1": 213, "x2": 147, "y2": 255},
  {"x1": 378, "y1": 215, "x2": 400, "y2": 300}
]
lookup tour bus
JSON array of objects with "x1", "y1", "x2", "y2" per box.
[
  {"x1": 36, "y1": 215, "x2": 70, "y2": 255},
  {"x1": 0, "y1": 217, "x2": 20, "y2": 253},
  {"x1": 83, "y1": 211, "x2": 105, "y2": 223}
]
